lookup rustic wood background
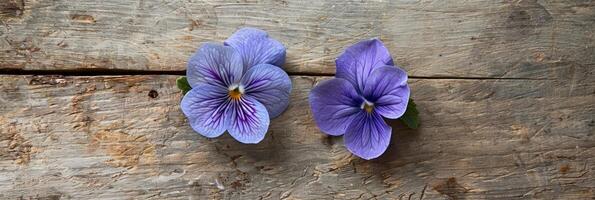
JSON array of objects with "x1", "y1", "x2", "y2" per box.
[{"x1": 0, "y1": 0, "x2": 593, "y2": 199}]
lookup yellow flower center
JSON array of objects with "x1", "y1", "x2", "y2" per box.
[
  {"x1": 363, "y1": 103, "x2": 374, "y2": 113},
  {"x1": 229, "y1": 86, "x2": 243, "y2": 100}
]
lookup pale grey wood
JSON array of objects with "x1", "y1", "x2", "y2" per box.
[
  {"x1": 0, "y1": 75, "x2": 593, "y2": 199},
  {"x1": 0, "y1": 0, "x2": 593, "y2": 78},
  {"x1": 0, "y1": 1, "x2": 594, "y2": 199}
]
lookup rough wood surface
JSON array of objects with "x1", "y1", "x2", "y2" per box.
[
  {"x1": 0, "y1": 0, "x2": 593, "y2": 78},
  {"x1": 1, "y1": 0, "x2": 594, "y2": 199},
  {"x1": 0, "y1": 75, "x2": 593, "y2": 199}
]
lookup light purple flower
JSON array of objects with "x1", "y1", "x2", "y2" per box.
[
  {"x1": 309, "y1": 39, "x2": 410, "y2": 159},
  {"x1": 181, "y1": 28, "x2": 291, "y2": 144}
]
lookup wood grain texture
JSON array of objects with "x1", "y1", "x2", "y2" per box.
[
  {"x1": 0, "y1": 75, "x2": 593, "y2": 199},
  {"x1": 1, "y1": 0, "x2": 594, "y2": 199},
  {"x1": 0, "y1": 0, "x2": 593, "y2": 78}
]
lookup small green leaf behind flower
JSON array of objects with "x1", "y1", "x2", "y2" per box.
[
  {"x1": 399, "y1": 98, "x2": 419, "y2": 129},
  {"x1": 176, "y1": 76, "x2": 192, "y2": 95}
]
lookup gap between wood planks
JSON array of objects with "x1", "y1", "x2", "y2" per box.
[{"x1": 0, "y1": 68, "x2": 549, "y2": 80}]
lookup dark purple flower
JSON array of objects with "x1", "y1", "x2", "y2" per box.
[
  {"x1": 309, "y1": 39, "x2": 410, "y2": 159},
  {"x1": 181, "y1": 28, "x2": 291, "y2": 144}
]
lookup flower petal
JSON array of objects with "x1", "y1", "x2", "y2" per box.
[
  {"x1": 363, "y1": 66, "x2": 410, "y2": 119},
  {"x1": 181, "y1": 84, "x2": 230, "y2": 138},
  {"x1": 344, "y1": 111, "x2": 392, "y2": 160},
  {"x1": 241, "y1": 64, "x2": 292, "y2": 118},
  {"x1": 226, "y1": 96, "x2": 270, "y2": 144},
  {"x1": 224, "y1": 27, "x2": 286, "y2": 69},
  {"x1": 335, "y1": 39, "x2": 394, "y2": 93},
  {"x1": 186, "y1": 43, "x2": 243, "y2": 88},
  {"x1": 309, "y1": 78, "x2": 362, "y2": 136}
]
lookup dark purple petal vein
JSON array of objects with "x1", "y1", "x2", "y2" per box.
[
  {"x1": 241, "y1": 64, "x2": 292, "y2": 118},
  {"x1": 181, "y1": 84, "x2": 230, "y2": 138},
  {"x1": 335, "y1": 39, "x2": 394, "y2": 93},
  {"x1": 363, "y1": 66, "x2": 410, "y2": 119},
  {"x1": 186, "y1": 43, "x2": 243, "y2": 88},
  {"x1": 344, "y1": 111, "x2": 392, "y2": 160},
  {"x1": 308, "y1": 78, "x2": 362, "y2": 136},
  {"x1": 226, "y1": 96, "x2": 270, "y2": 144}
]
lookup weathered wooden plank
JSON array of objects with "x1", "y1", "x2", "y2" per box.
[
  {"x1": 0, "y1": 0, "x2": 593, "y2": 78},
  {"x1": 0, "y1": 74, "x2": 593, "y2": 199}
]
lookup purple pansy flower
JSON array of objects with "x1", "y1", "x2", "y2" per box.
[
  {"x1": 181, "y1": 28, "x2": 292, "y2": 144},
  {"x1": 309, "y1": 39, "x2": 410, "y2": 160}
]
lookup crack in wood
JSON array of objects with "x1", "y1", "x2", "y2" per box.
[{"x1": 0, "y1": 69, "x2": 551, "y2": 80}]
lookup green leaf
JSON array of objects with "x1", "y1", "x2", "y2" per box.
[
  {"x1": 176, "y1": 76, "x2": 192, "y2": 95},
  {"x1": 399, "y1": 98, "x2": 419, "y2": 129}
]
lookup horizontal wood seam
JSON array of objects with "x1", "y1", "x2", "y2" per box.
[{"x1": 0, "y1": 69, "x2": 550, "y2": 80}]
